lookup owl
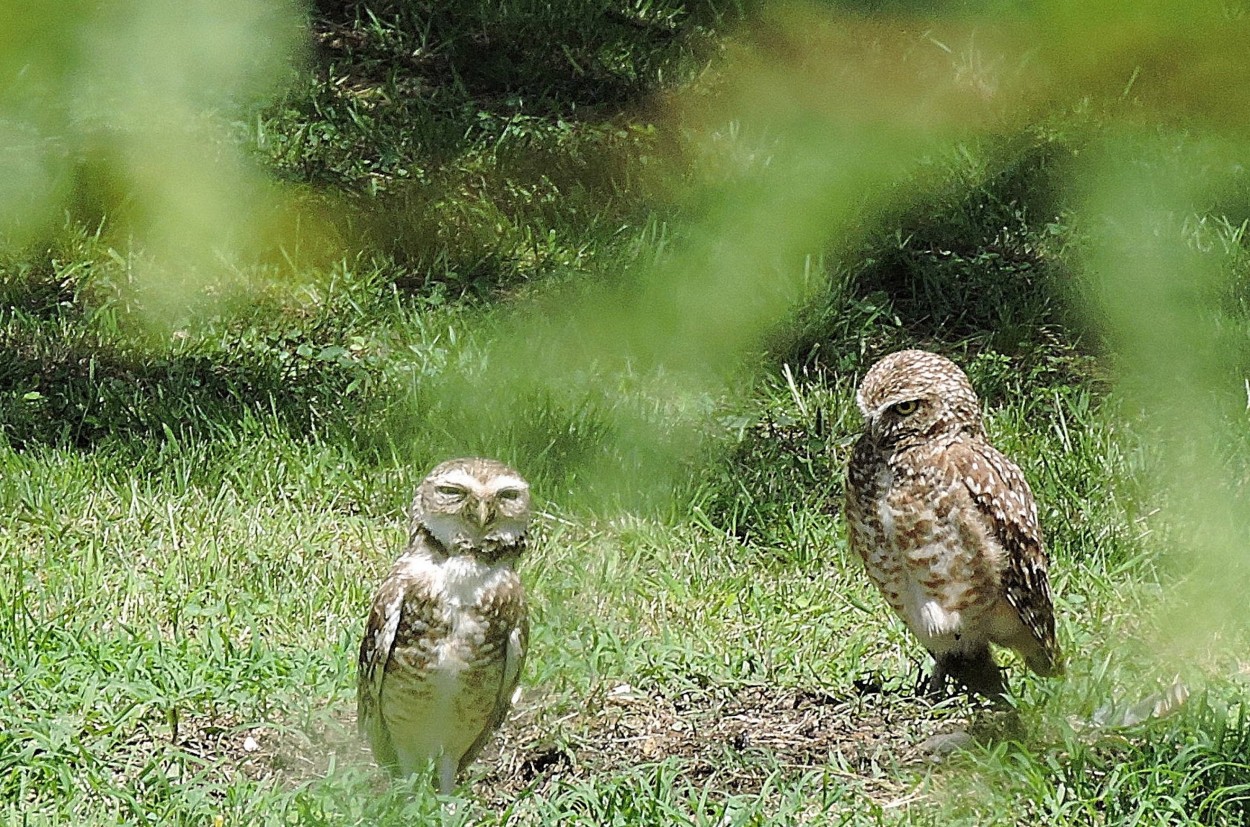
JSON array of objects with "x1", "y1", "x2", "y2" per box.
[
  {"x1": 357, "y1": 457, "x2": 531, "y2": 793},
  {"x1": 844, "y1": 350, "x2": 1062, "y2": 698}
]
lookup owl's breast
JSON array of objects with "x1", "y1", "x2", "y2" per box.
[
  {"x1": 381, "y1": 594, "x2": 509, "y2": 764},
  {"x1": 381, "y1": 659, "x2": 500, "y2": 767},
  {"x1": 850, "y1": 449, "x2": 1000, "y2": 644},
  {"x1": 390, "y1": 592, "x2": 502, "y2": 674}
]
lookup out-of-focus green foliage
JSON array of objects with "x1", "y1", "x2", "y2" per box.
[
  {"x1": 1078, "y1": 134, "x2": 1250, "y2": 671},
  {"x1": 0, "y1": 0, "x2": 307, "y2": 316},
  {"x1": 3, "y1": 0, "x2": 1249, "y2": 510}
]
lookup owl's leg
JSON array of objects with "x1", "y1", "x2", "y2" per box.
[
  {"x1": 924, "y1": 656, "x2": 948, "y2": 697},
  {"x1": 941, "y1": 647, "x2": 1007, "y2": 701},
  {"x1": 436, "y1": 754, "x2": 458, "y2": 795}
]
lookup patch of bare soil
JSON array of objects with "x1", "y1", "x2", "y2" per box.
[
  {"x1": 215, "y1": 678, "x2": 993, "y2": 807},
  {"x1": 145, "y1": 702, "x2": 367, "y2": 796},
  {"x1": 475, "y1": 679, "x2": 981, "y2": 808},
  {"x1": 220, "y1": 704, "x2": 367, "y2": 788}
]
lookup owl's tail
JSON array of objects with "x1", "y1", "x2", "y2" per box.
[
  {"x1": 1014, "y1": 632, "x2": 1064, "y2": 678},
  {"x1": 1024, "y1": 646, "x2": 1065, "y2": 678}
]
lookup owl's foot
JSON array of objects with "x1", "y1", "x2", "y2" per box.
[{"x1": 432, "y1": 754, "x2": 458, "y2": 795}]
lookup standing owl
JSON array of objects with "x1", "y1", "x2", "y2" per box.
[
  {"x1": 844, "y1": 350, "x2": 1062, "y2": 698},
  {"x1": 357, "y1": 457, "x2": 531, "y2": 793}
]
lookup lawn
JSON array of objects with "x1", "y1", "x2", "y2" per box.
[{"x1": 2, "y1": 1, "x2": 1250, "y2": 824}]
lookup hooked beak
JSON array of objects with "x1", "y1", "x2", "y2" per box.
[
  {"x1": 863, "y1": 411, "x2": 881, "y2": 442},
  {"x1": 472, "y1": 497, "x2": 494, "y2": 530}
]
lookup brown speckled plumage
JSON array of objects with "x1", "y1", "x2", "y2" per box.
[
  {"x1": 356, "y1": 458, "x2": 531, "y2": 792},
  {"x1": 844, "y1": 350, "x2": 1062, "y2": 697}
]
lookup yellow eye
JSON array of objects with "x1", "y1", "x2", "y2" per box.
[
  {"x1": 892, "y1": 400, "x2": 920, "y2": 415},
  {"x1": 435, "y1": 485, "x2": 466, "y2": 498}
]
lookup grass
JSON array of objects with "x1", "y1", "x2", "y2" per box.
[{"x1": 3, "y1": 0, "x2": 1250, "y2": 824}]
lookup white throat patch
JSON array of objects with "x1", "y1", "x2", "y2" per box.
[{"x1": 421, "y1": 512, "x2": 526, "y2": 552}]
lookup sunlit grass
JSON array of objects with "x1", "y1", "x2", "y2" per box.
[{"x1": 3, "y1": 0, "x2": 1250, "y2": 824}]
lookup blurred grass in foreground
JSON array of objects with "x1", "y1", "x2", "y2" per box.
[
  {"x1": 0, "y1": 0, "x2": 312, "y2": 319},
  {"x1": 1079, "y1": 132, "x2": 1250, "y2": 674}
]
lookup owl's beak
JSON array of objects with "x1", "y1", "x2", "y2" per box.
[
  {"x1": 472, "y1": 498, "x2": 495, "y2": 530},
  {"x1": 864, "y1": 411, "x2": 881, "y2": 441}
]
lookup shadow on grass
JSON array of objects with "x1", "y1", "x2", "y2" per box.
[
  {"x1": 774, "y1": 134, "x2": 1092, "y2": 376},
  {"x1": 307, "y1": 0, "x2": 713, "y2": 115},
  {"x1": 0, "y1": 312, "x2": 656, "y2": 515},
  {"x1": 0, "y1": 330, "x2": 360, "y2": 456}
]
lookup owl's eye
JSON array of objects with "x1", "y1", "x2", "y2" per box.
[
  {"x1": 892, "y1": 400, "x2": 920, "y2": 416},
  {"x1": 496, "y1": 488, "x2": 522, "y2": 501},
  {"x1": 435, "y1": 484, "x2": 466, "y2": 498}
]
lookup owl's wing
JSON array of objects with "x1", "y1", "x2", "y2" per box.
[
  {"x1": 952, "y1": 438, "x2": 1062, "y2": 675},
  {"x1": 458, "y1": 579, "x2": 528, "y2": 773},
  {"x1": 356, "y1": 573, "x2": 407, "y2": 770}
]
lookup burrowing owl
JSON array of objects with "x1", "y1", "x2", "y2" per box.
[
  {"x1": 357, "y1": 457, "x2": 531, "y2": 792},
  {"x1": 844, "y1": 350, "x2": 1062, "y2": 697}
]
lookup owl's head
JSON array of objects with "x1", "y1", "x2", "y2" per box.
[
  {"x1": 411, "y1": 457, "x2": 532, "y2": 557},
  {"x1": 855, "y1": 349, "x2": 983, "y2": 448}
]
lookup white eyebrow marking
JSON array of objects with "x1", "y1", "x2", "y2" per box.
[
  {"x1": 440, "y1": 469, "x2": 487, "y2": 494},
  {"x1": 487, "y1": 475, "x2": 528, "y2": 494},
  {"x1": 438, "y1": 470, "x2": 527, "y2": 497}
]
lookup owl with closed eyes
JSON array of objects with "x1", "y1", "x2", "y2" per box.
[
  {"x1": 844, "y1": 350, "x2": 1062, "y2": 698},
  {"x1": 356, "y1": 457, "x2": 531, "y2": 792}
]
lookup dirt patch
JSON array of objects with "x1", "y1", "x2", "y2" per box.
[
  {"x1": 475, "y1": 678, "x2": 980, "y2": 807},
  {"x1": 220, "y1": 678, "x2": 987, "y2": 806},
  {"x1": 217, "y1": 704, "x2": 367, "y2": 789}
]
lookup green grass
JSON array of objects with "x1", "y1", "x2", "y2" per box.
[{"x1": 4, "y1": 0, "x2": 1250, "y2": 824}]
